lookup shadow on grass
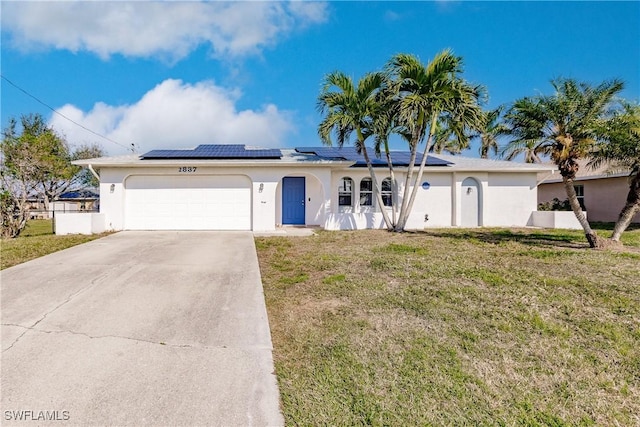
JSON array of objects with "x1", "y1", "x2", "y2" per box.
[
  {"x1": 414, "y1": 228, "x2": 589, "y2": 250},
  {"x1": 589, "y1": 222, "x2": 640, "y2": 232}
]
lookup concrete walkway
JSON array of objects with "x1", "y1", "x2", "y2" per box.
[{"x1": 1, "y1": 231, "x2": 283, "y2": 426}]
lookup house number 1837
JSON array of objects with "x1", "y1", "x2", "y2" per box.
[{"x1": 178, "y1": 167, "x2": 197, "y2": 173}]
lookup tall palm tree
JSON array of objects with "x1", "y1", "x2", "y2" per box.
[
  {"x1": 470, "y1": 106, "x2": 509, "y2": 159},
  {"x1": 317, "y1": 71, "x2": 394, "y2": 229},
  {"x1": 590, "y1": 102, "x2": 640, "y2": 242},
  {"x1": 386, "y1": 50, "x2": 485, "y2": 231},
  {"x1": 371, "y1": 95, "x2": 404, "y2": 228},
  {"x1": 504, "y1": 78, "x2": 624, "y2": 248}
]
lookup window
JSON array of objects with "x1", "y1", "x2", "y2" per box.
[
  {"x1": 574, "y1": 185, "x2": 586, "y2": 210},
  {"x1": 338, "y1": 177, "x2": 353, "y2": 207},
  {"x1": 360, "y1": 178, "x2": 373, "y2": 206},
  {"x1": 381, "y1": 178, "x2": 393, "y2": 207}
]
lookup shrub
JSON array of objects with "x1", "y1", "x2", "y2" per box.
[{"x1": 538, "y1": 197, "x2": 572, "y2": 211}]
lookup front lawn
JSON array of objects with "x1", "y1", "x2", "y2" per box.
[
  {"x1": 256, "y1": 227, "x2": 640, "y2": 426},
  {"x1": 1, "y1": 219, "x2": 110, "y2": 270}
]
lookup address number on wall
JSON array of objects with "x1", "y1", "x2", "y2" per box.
[{"x1": 178, "y1": 167, "x2": 197, "y2": 173}]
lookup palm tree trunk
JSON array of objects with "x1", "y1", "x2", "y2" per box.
[
  {"x1": 396, "y1": 135, "x2": 419, "y2": 231},
  {"x1": 397, "y1": 113, "x2": 438, "y2": 230},
  {"x1": 383, "y1": 140, "x2": 398, "y2": 228},
  {"x1": 562, "y1": 176, "x2": 602, "y2": 248},
  {"x1": 361, "y1": 146, "x2": 394, "y2": 230},
  {"x1": 611, "y1": 173, "x2": 640, "y2": 241}
]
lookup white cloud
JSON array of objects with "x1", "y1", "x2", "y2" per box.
[
  {"x1": 49, "y1": 79, "x2": 295, "y2": 155},
  {"x1": 1, "y1": 1, "x2": 328, "y2": 61}
]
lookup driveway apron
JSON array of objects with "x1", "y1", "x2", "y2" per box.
[{"x1": 1, "y1": 231, "x2": 283, "y2": 426}]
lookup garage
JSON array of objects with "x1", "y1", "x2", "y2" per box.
[{"x1": 124, "y1": 175, "x2": 251, "y2": 230}]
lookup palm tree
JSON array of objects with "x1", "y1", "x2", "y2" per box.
[
  {"x1": 470, "y1": 106, "x2": 509, "y2": 159},
  {"x1": 501, "y1": 98, "x2": 549, "y2": 163},
  {"x1": 317, "y1": 71, "x2": 394, "y2": 229},
  {"x1": 371, "y1": 95, "x2": 404, "y2": 228},
  {"x1": 504, "y1": 78, "x2": 624, "y2": 248},
  {"x1": 386, "y1": 50, "x2": 485, "y2": 231},
  {"x1": 590, "y1": 102, "x2": 640, "y2": 242},
  {"x1": 429, "y1": 116, "x2": 469, "y2": 155},
  {"x1": 500, "y1": 138, "x2": 547, "y2": 163}
]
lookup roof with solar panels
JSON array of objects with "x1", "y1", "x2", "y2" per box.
[{"x1": 73, "y1": 144, "x2": 555, "y2": 173}]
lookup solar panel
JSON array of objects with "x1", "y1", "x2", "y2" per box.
[
  {"x1": 141, "y1": 145, "x2": 282, "y2": 159},
  {"x1": 294, "y1": 147, "x2": 452, "y2": 167}
]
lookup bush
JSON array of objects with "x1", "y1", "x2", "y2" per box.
[{"x1": 538, "y1": 198, "x2": 572, "y2": 211}]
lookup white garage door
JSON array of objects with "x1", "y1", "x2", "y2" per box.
[{"x1": 125, "y1": 175, "x2": 251, "y2": 230}]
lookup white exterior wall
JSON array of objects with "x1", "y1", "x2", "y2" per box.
[
  {"x1": 404, "y1": 173, "x2": 453, "y2": 229},
  {"x1": 485, "y1": 173, "x2": 539, "y2": 226},
  {"x1": 452, "y1": 172, "x2": 488, "y2": 226},
  {"x1": 325, "y1": 169, "x2": 395, "y2": 230},
  {"x1": 272, "y1": 169, "x2": 330, "y2": 227},
  {"x1": 97, "y1": 165, "x2": 333, "y2": 232},
  {"x1": 325, "y1": 170, "x2": 529, "y2": 230},
  {"x1": 95, "y1": 164, "x2": 542, "y2": 232}
]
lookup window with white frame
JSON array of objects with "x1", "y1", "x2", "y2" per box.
[
  {"x1": 360, "y1": 178, "x2": 373, "y2": 206},
  {"x1": 338, "y1": 177, "x2": 353, "y2": 207},
  {"x1": 574, "y1": 184, "x2": 585, "y2": 210},
  {"x1": 381, "y1": 178, "x2": 393, "y2": 207}
]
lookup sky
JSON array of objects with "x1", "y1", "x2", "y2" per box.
[{"x1": 1, "y1": 1, "x2": 639, "y2": 157}]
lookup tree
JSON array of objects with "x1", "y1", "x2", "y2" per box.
[
  {"x1": 504, "y1": 78, "x2": 624, "y2": 248},
  {"x1": 371, "y1": 94, "x2": 403, "y2": 228},
  {"x1": 1, "y1": 119, "x2": 39, "y2": 238},
  {"x1": 470, "y1": 106, "x2": 509, "y2": 159},
  {"x1": 72, "y1": 144, "x2": 105, "y2": 188},
  {"x1": 317, "y1": 71, "x2": 395, "y2": 229},
  {"x1": 386, "y1": 50, "x2": 485, "y2": 231},
  {"x1": 501, "y1": 98, "x2": 549, "y2": 163},
  {"x1": 591, "y1": 102, "x2": 640, "y2": 242},
  {"x1": 429, "y1": 116, "x2": 469, "y2": 155},
  {"x1": 1, "y1": 114, "x2": 104, "y2": 238}
]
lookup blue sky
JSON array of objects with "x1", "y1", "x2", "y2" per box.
[{"x1": 1, "y1": 1, "x2": 639, "y2": 156}]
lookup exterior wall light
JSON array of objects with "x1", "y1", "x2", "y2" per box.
[
  {"x1": 110, "y1": 184, "x2": 115, "y2": 193},
  {"x1": 259, "y1": 183, "x2": 264, "y2": 193}
]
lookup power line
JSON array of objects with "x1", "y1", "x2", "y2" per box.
[{"x1": 1, "y1": 74, "x2": 135, "y2": 152}]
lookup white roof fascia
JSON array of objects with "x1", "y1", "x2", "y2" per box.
[
  {"x1": 73, "y1": 157, "x2": 355, "y2": 168},
  {"x1": 542, "y1": 171, "x2": 631, "y2": 184}
]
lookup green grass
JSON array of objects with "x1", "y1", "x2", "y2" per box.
[
  {"x1": 256, "y1": 226, "x2": 640, "y2": 426},
  {"x1": 1, "y1": 219, "x2": 110, "y2": 270}
]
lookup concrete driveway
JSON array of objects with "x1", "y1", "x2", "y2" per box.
[{"x1": 1, "y1": 231, "x2": 283, "y2": 426}]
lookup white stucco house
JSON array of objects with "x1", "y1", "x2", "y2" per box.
[{"x1": 70, "y1": 144, "x2": 555, "y2": 233}]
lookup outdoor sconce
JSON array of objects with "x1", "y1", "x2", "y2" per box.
[
  {"x1": 110, "y1": 184, "x2": 115, "y2": 193},
  {"x1": 259, "y1": 183, "x2": 264, "y2": 193},
  {"x1": 466, "y1": 187, "x2": 472, "y2": 195}
]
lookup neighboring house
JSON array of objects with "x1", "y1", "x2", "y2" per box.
[
  {"x1": 58, "y1": 190, "x2": 100, "y2": 212},
  {"x1": 73, "y1": 144, "x2": 555, "y2": 232},
  {"x1": 538, "y1": 160, "x2": 640, "y2": 224},
  {"x1": 27, "y1": 190, "x2": 99, "y2": 219}
]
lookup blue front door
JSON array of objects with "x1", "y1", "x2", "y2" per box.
[{"x1": 282, "y1": 177, "x2": 305, "y2": 225}]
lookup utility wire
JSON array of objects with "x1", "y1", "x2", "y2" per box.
[{"x1": 1, "y1": 74, "x2": 135, "y2": 152}]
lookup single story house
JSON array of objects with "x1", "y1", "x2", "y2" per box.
[
  {"x1": 73, "y1": 144, "x2": 555, "y2": 232},
  {"x1": 538, "y1": 160, "x2": 640, "y2": 224},
  {"x1": 27, "y1": 190, "x2": 99, "y2": 219}
]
